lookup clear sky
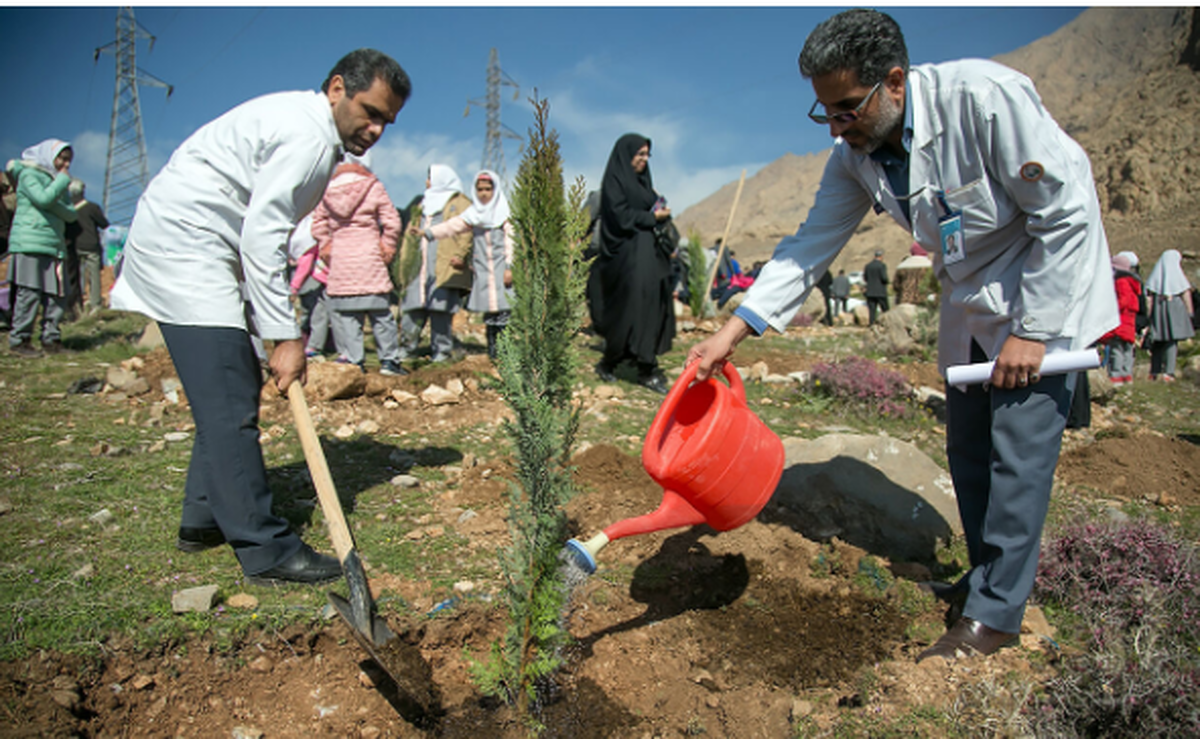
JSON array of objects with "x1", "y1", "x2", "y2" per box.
[{"x1": 2, "y1": 5, "x2": 1087, "y2": 224}]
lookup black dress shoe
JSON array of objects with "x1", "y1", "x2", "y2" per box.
[
  {"x1": 916, "y1": 617, "x2": 1018, "y2": 663},
  {"x1": 176, "y1": 526, "x2": 227, "y2": 553},
  {"x1": 594, "y1": 361, "x2": 617, "y2": 383},
  {"x1": 246, "y1": 544, "x2": 342, "y2": 586},
  {"x1": 637, "y1": 373, "x2": 669, "y2": 395}
]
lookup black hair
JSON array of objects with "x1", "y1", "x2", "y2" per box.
[
  {"x1": 322, "y1": 48, "x2": 411, "y2": 101},
  {"x1": 798, "y1": 9, "x2": 909, "y2": 85}
]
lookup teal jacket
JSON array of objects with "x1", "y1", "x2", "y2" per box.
[{"x1": 6, "y1": 160, "x2": 76, "y2": 258}]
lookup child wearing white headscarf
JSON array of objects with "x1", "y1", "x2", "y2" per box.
[
  {"x1": 399, "y1": 164, "x2": 472, "y2": 363},
  {"x1": 5, "y1": 139, "x2": 77, "y2": 356},
  {"x1": 1145, "y1": 249, "x2": 1194, "y2": 381},
  {"x1": 426, "y1": 170, "x2": 513, "y2": 360}
]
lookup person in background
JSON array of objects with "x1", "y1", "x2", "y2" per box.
[
  {"x1": 831, "y1": 269, "x2": 851, "y2": 318},
  {"x1": 64, "y1": 179, "x2": 109, "y2": 315},
  {"x1": 1099, "y1": 253, "x2": 1143, "y2": 385},
  {"x1": 1144, "y1": 249, "x2": 1194, "y2": 382},
  {"x1": 0, "y1": 172, "x2": 14, "y2": 329},
  {"x1": 5, "y1": 139, "x2": 77, "y2": 356},
  {"x1": 592, "y1": 133, "x2": 674, "y2": 394},
  {"x1": 110, "y1": 49, "x2": 411, "y2": 585},
  {"x1": 287, "y1": 213, "x2": 333, "y2": 358},
  {"x1": 425, "y1": 169, "x2": 513, "y2": 361},
  {"x1": 686, "y1": 9, "x2": 1117, "y2": 662},
  {"x1": 864, "y1": 249, "x2": 890, "y2": 324},
  {"x1": 816, "y1": 269, "x2": 834, "y2": 325},
  {"x1": 400, "y1": 164, "x2": 473, "y2": 363},
  {"x1": 312, "y1": 150, "x2": 404, "y2": 375}
]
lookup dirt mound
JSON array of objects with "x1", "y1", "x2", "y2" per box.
[{"x1": 1056, "y1": 432, "x2": 1200, "y2": 507}]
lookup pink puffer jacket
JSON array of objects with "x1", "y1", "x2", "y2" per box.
[{"x1": 313, "y1": 163, "x2": 400, "y2": 297}]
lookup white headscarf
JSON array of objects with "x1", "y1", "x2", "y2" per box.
[
  {"x1": 461, "y1": 170, "x2": 510, "y2": 229},
  {"x1": 1115, "y1": 250, "x2": 1139, "y2": 269},
  {"x1": 423, "y1": 164, "x2": 463, "y2": 215},
  {"x1": 1146, "y1": 249, "x2": 1192, "y2": 296},
  {"x1": 21, "y1": 139, "x2": 71, "y2": 173}
]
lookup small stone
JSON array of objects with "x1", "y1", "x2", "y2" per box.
[
  {"x1": 425, "y1": 525, "x2": 444, "y2": 537},
  {"x1": 404, "y1": 529, "x2": 425, "y2": 541},
  {"x1": 446, "y1": 378, "x2": 465, "y2": 396},
  {"x1": 248, "y1": 656, "x2": 274, "y2": 674},
  {"x1": 421, "y1": 385, "x2": 459, "y2": 406},
  {"x1": 594, "y1": 385, "x2": 619, "y2": 400},
  {"x1": 148, "y1": 441, "x2": 166, "y2": 453},
  {"x1": 357, "y1": 670, "x2": 376, "y2": 688},
  {"x1": 390, "y1": 474, "x2": 420, "y2": 488},
  {"x1": 382, "y1": 400, "x2": 399, "y2": 410},
  {"x1": 72, "y1": 563, "x2": 95, "y2": 580},
  {"x1": 1021, "y1": 605, "x2": 1056, "y2": 638},
  {"x1": 705, "y1": 695, "x2": 720, "y2": 709},
  {"x1": 51, "y1": 689, "x2": 80, "y2": 709},
  {"x1": 462, "y1": 452, "x2": 477, "y2": 469},
  {"x1": 89, "y1": 508, "x2": 115, "y2": 526},
  {"x1": 791, "y1": 699, "x2": 814, "y2": 719},
  {"x1": 390, "y1": 389, "x2": 418, "y2": 404},
  {"x1": 131, "y1": 674, "x2": 155, "y2": 690},
  {"x1": 457, "y1": 509, "x2": 478, "y2": 523},
  {"x1": 453, "y1": 580, "x2": 475, "y2": 594},
  {"x1": 163, "y1": 432, "x2": 190, "y2": 443},
  {"x1": 90, "y1": 442, "x2": 110, "y2": 456},
  {"x1": 226, "y1": 593, "x2": 259, "y2": 610},
  {"x1": 691, "y1": 669, "x2": 713, "y2": 684},
  {"x1": 359, "y1": 726, "x2": 382, "y2": 739},
  {"x1": 748, "y1": 361, "x2": 770, "y2": 382},
  {"x1": 126, "y1": 378, "x2": 151, "y2": 396},
  {"x1": 171, "y1": 584, "x2": 220, "y2": 614},
  {"x1": 356, "y1": 419, "x2": 380, "y2": 434},
  {"x1": 334, "y1": 425, "x2": 355, "y2": 439},
  {"x1": 231, "y1": 727, "x2": 263, "y2": 739},
  {"x1": 121, "y1": 356, "x2": 145, "y2": 372},
  {"x1": 1155, "y1": 492, "x2": 1175, "y2": 507}
]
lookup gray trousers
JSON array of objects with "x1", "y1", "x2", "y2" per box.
[
  {"x1": 944, "y1": 343, "x2": 1075, "y2": 634},
  {"x1": 1149, "y1": 341, "x2": 1178, "y2": 377},
  {"x1": 1106, "y1": 339, "x2": 1135, "y2": 379},
  {"x1": 399, "y1": 308, "x2": 454, "y2": 361},
  {"x1": 9, "y1": 285, "x2": 66, "y2": 346},
  {"x1": 80, "y1": 251, "x2": 103, "y2": 310},
  {"x1": 330, "y1": 307, "x2": 400, "y2": 365},
  {"x1": 300, "y1": 288, "x2": 330, "y2": 354},
  {"x1": 160, "y1": 323, "x2": 301, "y2": 576}
]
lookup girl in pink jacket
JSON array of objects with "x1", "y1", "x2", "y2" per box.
[{"x1": 311, "y1": 151, "x2": 404, "y2": 375}]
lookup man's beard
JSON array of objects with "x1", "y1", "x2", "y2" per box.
[{"x1": 850, "y1": 92, "x2": 903, "y2": 155}]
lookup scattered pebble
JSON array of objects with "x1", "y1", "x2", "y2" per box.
[
  {"x1": 335, "y1": 425, "x2": 355, "y2": 439},
  {"x1": 163, "y1": 432, "x2": 190, "y2": 443},
  {"x1": 226, "y1": 593, "x2": 259, "y2": 610},
  {"x1": 72, "y1": 563, "x2": 95, "y2": 580},
  {"x1": 248, "y1": 656, "x2": 274, "y2": 674},
  {"x1": 89, "y1": 509, "x2": 115, "y2": 526},
  {"x1": 171, "y1": 584, "x2": 220, "y2": 614},
  {"x1": 131, "y1": 675, "x2": 155, "y2": 691},
  {"x1": 390, "y1": 474, "x2": 420, "y2": 488}
]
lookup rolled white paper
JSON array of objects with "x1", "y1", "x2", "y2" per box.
[{"x1": 945, "y1": 349, "x2": 1101, "y2": 388}]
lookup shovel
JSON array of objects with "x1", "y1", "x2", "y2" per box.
[{"x1": 287, "y1": 381, "x2": 439, "y2": 715}]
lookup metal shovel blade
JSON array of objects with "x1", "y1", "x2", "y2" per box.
[{"x1": 328, "y1": 592, "x2": 442, "y2": 719}]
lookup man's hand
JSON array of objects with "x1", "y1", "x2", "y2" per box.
[
  {"x1": 270, "y1": 338, "x2": 307, "y2": 394},
  {"x1": 685, "y1": 316, "x2": 752, "y2": 381},
  {"x1": 991, "y1": 334, "x2": 1046, "y2": 390}
]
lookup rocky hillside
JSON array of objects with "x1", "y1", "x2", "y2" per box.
[{"x1": 676, "y1": 7, "x2": 1200, "y2": 277}]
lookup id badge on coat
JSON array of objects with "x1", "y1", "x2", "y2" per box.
[{"x1": 939, "y1": 213, "x2": 965, "y2": 266}]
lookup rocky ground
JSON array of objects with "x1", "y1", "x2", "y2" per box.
[{"x1": 3, "y1": 312, "x2": 1198, "y2": 738}]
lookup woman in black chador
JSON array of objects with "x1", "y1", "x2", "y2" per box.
[{"x1": 592, "y1": 133, "x2": 675, "y2": 394}]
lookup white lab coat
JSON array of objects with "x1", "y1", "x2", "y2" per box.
[
  {"x1": 111, "y1": 91, "x2": 343, "y2": 341},
  {"x1": 740, "y1": 59, "x2": 1118, "y2": 372}
]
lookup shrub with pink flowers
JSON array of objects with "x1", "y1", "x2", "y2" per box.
[
  {"x1": 809, "y1": 356, "x2": 912, "y2": 418},
  {"x1": 1027, "y1": 518, "x2": 1200, "y2": 737}
]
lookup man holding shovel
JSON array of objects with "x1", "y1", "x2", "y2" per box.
[
  {"x1": 687, "y1": 10, "x2": 1117, "y2": 661},
  {"x1": 111, "y1": 49, "x2": 411, "y2": 585}
]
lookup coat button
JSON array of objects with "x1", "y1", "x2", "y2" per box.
[{"x1": 1021, "y1": 316, "x2": 1035, "y2": 329}]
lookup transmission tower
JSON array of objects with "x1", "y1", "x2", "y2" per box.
[
  {"x1": 94, "y1": 7, "x2": 172, "y2": 225},
  {"x1": 464, "y1": 48, "x2": 521, "y2": 188}
]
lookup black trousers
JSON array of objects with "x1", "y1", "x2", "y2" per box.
[{"x1": 160, "y1": 323, "x2": 301, "y2": 575}]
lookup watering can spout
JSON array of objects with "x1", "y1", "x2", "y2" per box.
[{"x1": 604, "y1": 489, "x2": 707, "y2": 541}]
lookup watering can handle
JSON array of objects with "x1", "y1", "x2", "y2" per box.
[{"x1": 672, "y1": 360, "x2": 745, "y2": 405}]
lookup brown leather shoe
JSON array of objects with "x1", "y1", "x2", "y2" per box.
[{"x1": 917, "y1": 617, "x2": 1018, "y2": 663}]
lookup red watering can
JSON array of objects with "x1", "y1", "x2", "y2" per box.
[{"x1": 565, "y1": 361, "x2": 785, "y2": 574}]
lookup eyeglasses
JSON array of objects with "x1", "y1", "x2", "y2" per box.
[{"x1": 808, "y1": 81, "x2": 881, "y2": 125}]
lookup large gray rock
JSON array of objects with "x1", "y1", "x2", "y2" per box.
[
  {"x1": 136, "y1": 321, "x2": 165, "y2": 350},
  {"x1": 771, "y1": 434, "x2": 960, "y2": 561}
]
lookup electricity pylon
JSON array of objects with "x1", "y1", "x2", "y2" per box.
[
  {"x1": 464, "y1": 48, "x2": 521, "y2": 189},
  {"x1": 94, "y1": 7, "x2": 172, "y2": 225}
]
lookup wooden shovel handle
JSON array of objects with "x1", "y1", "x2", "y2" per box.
[{"x1": 287, "y1": 381, "x2": 355, "y2": 563}]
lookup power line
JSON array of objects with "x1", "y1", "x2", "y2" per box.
[{"x1": 464, "y1": 48, "x2": 521, "y2": 190}]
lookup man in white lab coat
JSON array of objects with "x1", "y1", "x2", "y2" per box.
[
  {"x1": 686, "y1": 10, "x2": 1117, "y2": 660},
  {"x1": 112, "y1": 49, "x2": 410, "y2": 585}
]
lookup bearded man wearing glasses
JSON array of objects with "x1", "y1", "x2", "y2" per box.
[{"x1": 687, "y1": 9, "x2": 1117, "y2": 662}]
